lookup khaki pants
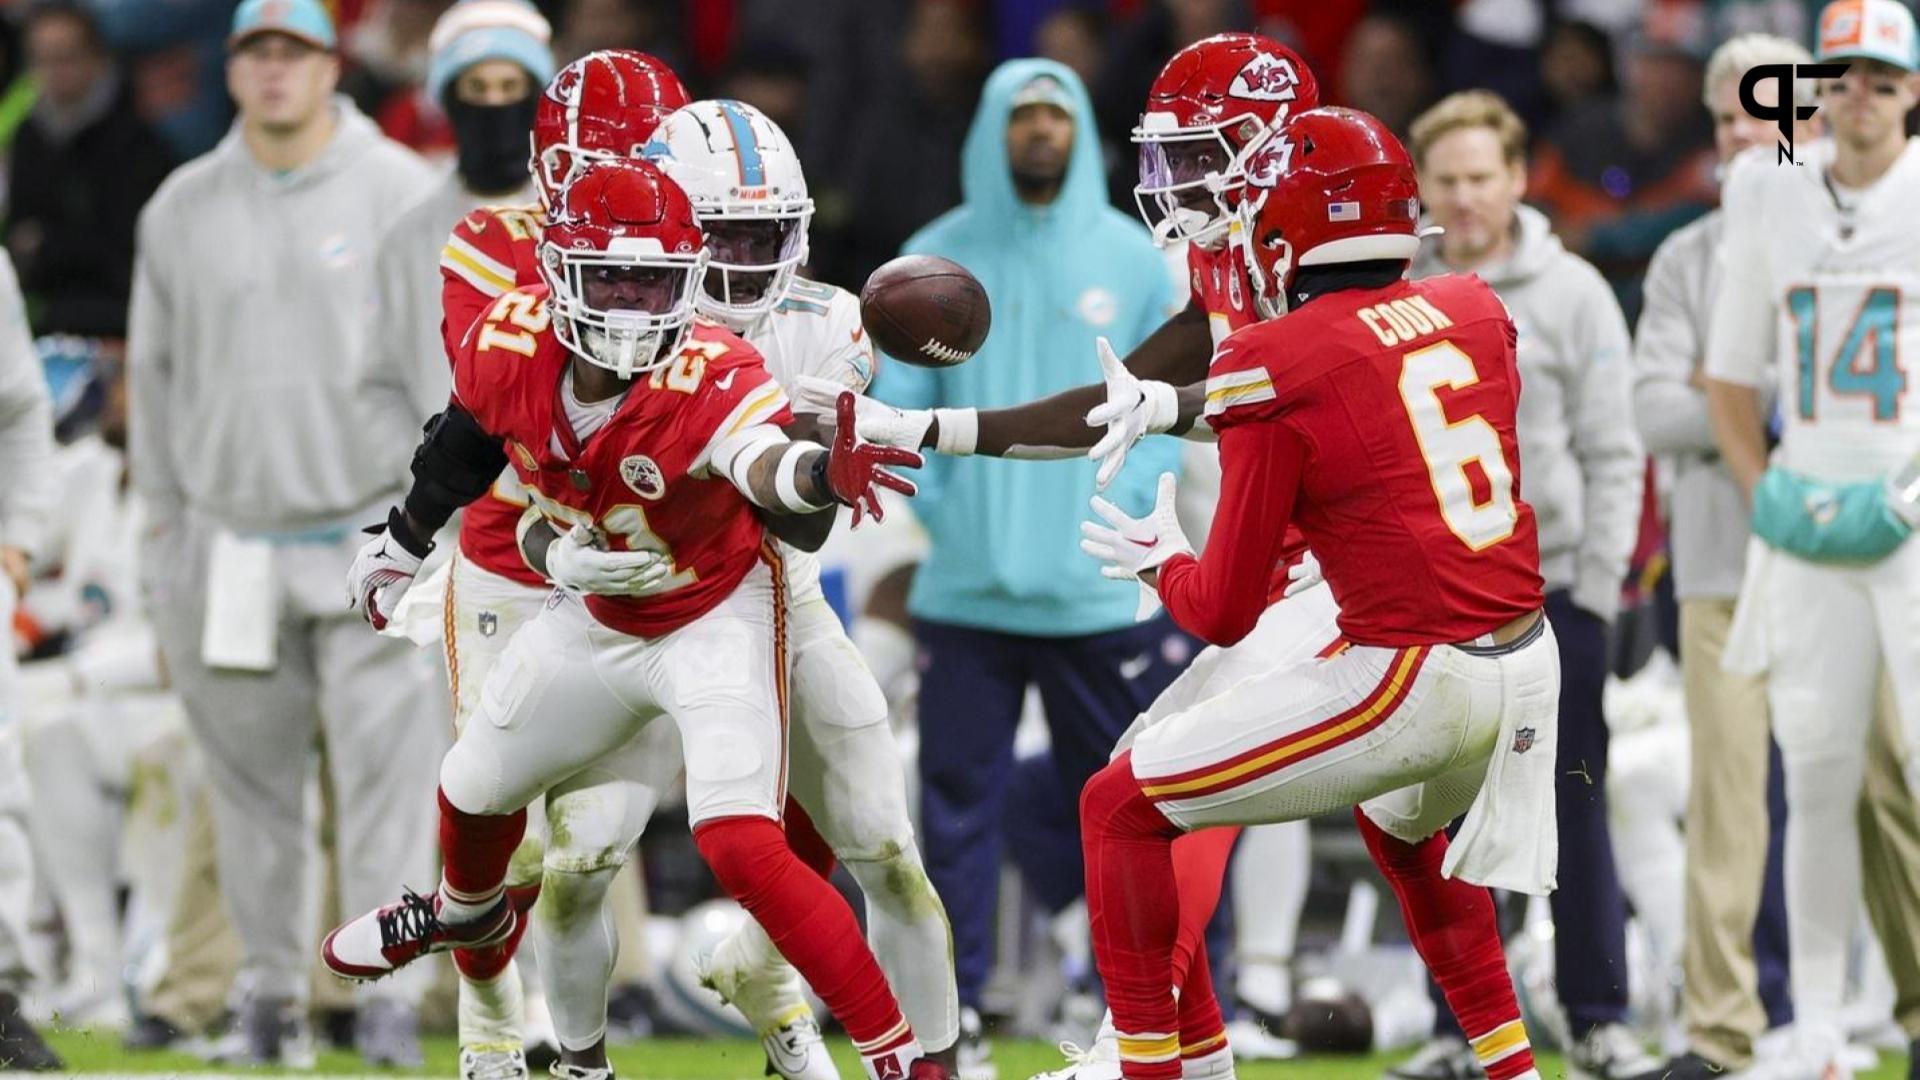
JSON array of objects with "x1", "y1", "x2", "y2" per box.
[{"x1": 1680, "y1": 599, "x2": 1920, "y2": 1065}]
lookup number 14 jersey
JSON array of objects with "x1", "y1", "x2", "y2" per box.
[{"x1": 1195, "y1": 273, "x2": 1543, "y2": 646}]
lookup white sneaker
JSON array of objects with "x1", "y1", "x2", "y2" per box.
[
  {"x1": 1029, "y1": 1039, "x2": 1120, "y2": 1080},
  {"x1": 1566, "y1": 1023, "x2": 1663, "y2": 1080},
  {"x1": 1224, "y1": 1018, "x2": 1296, "y2": 1061},
  {"x1": 762, "y1": 1015, "x2": 841, "y2": 1080},
  {"x1": 461, "y1": 1043, "x2": 530, "y2": 1080},
  {"x1": 549, "y1": 1064, "x2": 613, "y2": 1080}
]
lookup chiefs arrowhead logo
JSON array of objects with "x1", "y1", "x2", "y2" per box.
[
  {"x1": 620, "y1": 455, "x2": 666, "y2": 500},
  {"x1": 1232, "y1": 53, "x2": 1301, "y2": 103},
  {"x1": 1245, "y1": 136, "x2": 1296, "y2": 190}
]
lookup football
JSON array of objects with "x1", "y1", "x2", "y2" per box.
[{"x1": 859, "y1": 254, "x2": 991, "y2": 368}]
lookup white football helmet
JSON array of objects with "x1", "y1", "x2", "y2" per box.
[{"x1": 645, "y1": 99, "x2": 814, "y2": 330}]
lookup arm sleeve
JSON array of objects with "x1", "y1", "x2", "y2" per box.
[
  {"x1": 1566, "y1": 271, "x2": 1646, "y2": 623},
  {"x1": 0, "y1": 253, "x2": 56, "y2": 557},
  {"x1": 1704, "y1": 158, "x2": 1777, "y2": 388},
  {"x1": 127, "y1": 208, "x2": 180, "y2": 512},
  {"x1": 1632, "y1": 233, "x2": 1719, "y2": 455},
  {"x1": 1154, "y1": 417, "x2": 1305, "y2": 646}
]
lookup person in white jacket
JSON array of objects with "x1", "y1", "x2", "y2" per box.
[
  {"x1": 1404, "y1": 89, "x2": 1652, "y2": 1080},
  {"x1": 0, "y1": 252, "x2": 61, "y2": 1073},
  {"x1": 1704, "y1": 3, "x2": 1920, "y2": 1076},
  {"x1": 126, "y1": 0, "x2": 439, "y2": 1065}
]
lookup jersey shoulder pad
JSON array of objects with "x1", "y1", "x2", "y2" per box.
[
  {"x1": 443, "y1": 205, "x2": 543, "y2": 299},
  {"x1": 452, "y1": 286, "x2": 560, "y2": 424},
  {"x1": 775, "y1": 278, "x2": 876, "y2": 391},
  {"x1": 1202, "y1": 322, "x2": 1284, "y2": 426}
]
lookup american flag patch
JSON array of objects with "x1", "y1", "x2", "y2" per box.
[{"x1": 1328, "y1": 201, "x2": 1360, "y2": 222}]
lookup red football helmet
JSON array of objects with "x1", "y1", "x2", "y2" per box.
[
  {"x1": 531, "y1": 49, "x2": 691, "y2": 209},
  {"x1": 1237, "y1": 108, "x2": 1420, "y2": 319},
  {"x1": 1133, "y1": 32, "x2": 1320, "y2": 248},
  {"x1": 539, "y1": 158, "x2": 707, "y2": 378}
]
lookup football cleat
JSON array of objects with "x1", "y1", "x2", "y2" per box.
[
  {"x1": 322, "y1": 888, "x2": 515, "y2": 981},
  {"x1": 463, "y1": 1043, "x2": 531, "y2": 1080}
]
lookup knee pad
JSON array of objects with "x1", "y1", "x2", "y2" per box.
[
  {"x1": 439, "y1": 741, "x2": 500, "y2": 816},
  {"x1": 1080, "y1": 754, "x2": 1177, "y2": 843},
  {"x1": 843, "y1": 840, "x2": 945, "y2": 923},
  {"x1": 543, "y1": 780, "x2": 656, "y2": 875},
  {"x1": 534, "y1": 863, "x2": 620, "y2": 932}
]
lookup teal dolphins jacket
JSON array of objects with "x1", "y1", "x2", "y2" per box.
[{"x1": 872, "y1": 58, "x2": 1180, "y2": 637}]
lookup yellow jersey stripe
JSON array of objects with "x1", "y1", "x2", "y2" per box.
[
  {"x1": 441, "y1": 242, "x2": 514, "y2": 295},
  {"x1": 727, "y1": 385, "x2": 791, "y2": 435}
]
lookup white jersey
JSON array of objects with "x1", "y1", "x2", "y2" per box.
[
  {"x1": 1706, "y1": 139, "x2": 1920, "y2": 482},
  {"x1": 741, "y1": 276, "x2": 877, "y2": 605}
]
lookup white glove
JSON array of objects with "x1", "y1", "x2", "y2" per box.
[
  {"x1": 793, "y1": 376, "x2": 934, "y2": 450},
  {"x1": 346, "y1": 511, "x2": 429, "y2": 632},
  {"x1": 1085, "y1": 336, "x2": 1180, "y2": 490},
  {"x1": 1282, "y1": 550, "x2": 1323, "y2": 598},
  {"x1": 546, "y1": 525, "x2": 674, "y2": 596},
  {"x1": 1079, "y1": 472, "x2": 1193, "y2": 620}
]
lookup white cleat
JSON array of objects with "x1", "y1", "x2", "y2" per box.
[
  {"x1": 549, "y1": 1064, "x2": 614, "y2": 1080},
  {"x1": 461, "y1": 1043, "x2": 530, "y2": 1080},
  {"x1": 1029, "y1": 1039, "x2": 1121, "y2": 1080},
  {"x1": 763, "y1": 1015, "x2": 841, "y2": 1080}
]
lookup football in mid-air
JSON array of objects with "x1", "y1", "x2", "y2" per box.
[{"x1": 859, "y1": 255, "x2": 991, "y2": 368}]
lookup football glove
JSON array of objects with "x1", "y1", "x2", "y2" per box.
[
  {"x1": 821, "y1": 390, "x2": 924, "y2": 527},
  {"x1": 347, "y1": 507, "x2": 433, "y2": 632},
  {"x1": 546, "y1": 525, "x2": 675, "y2": 596},
  {"x1": 1079, "y1": 472, "x2": 1192, "y2": 620},
  {"x1": 1086, "y1": 336, "x2": 1180, "y2": 490},
  {"x1": 793, "y1": 376, "x2": 935, "y2": 451}
]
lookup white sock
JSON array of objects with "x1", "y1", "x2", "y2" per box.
[
  {"x1": 860, "y1": 1035, "x2": 923, "y2": 1080},
  {"x1": 458, "y1": 961, "x2": 525, "y2": 1049},
  {"x1": 438, "y1": 880, "x2": 505, "y2": 925},
  {"x1": 532, "y1": 866, "x2": 619, "y2": 1052},
  {"x1": 847, "y1": 852, "x2": 960, "y2": 1054}
]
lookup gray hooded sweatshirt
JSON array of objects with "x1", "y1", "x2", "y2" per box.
[
  {"x1": 1413, "y1": 204, "x2": 1644, "y2": 622},
  {"x1": 129, "y1": 99, "x2": 436, "y2": 534}
]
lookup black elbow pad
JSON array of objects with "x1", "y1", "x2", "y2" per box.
[{"x1": 404, "y1": 405, "x2": 509, "y2": 531}]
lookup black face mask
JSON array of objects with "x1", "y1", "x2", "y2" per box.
[{"x1": 447, "y1": 94, "x2": 538, "y2": 195}]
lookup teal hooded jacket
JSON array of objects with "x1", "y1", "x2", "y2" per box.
[{"x1": 872, "y1": 58, "x2": 1180, "y2": 638}]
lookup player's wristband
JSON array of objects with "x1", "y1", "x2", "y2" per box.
[
  {"x1": 1140, "y1": 380, "x2": 1180, "y2": 435},
  {"x1": 933, "y1": 407, "x2": 978, "y2": 456},
  {"x1": 778, "y1": 443, "x2": 833, "y2": 513}
]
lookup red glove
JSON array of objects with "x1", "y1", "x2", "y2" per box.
[{"x1": 824, "y1": 391, "x2": 922, "y2": 526}]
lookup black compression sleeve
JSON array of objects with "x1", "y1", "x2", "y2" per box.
[{"x1": 403, "y1": 403, "x2": 509, "y2": 533}]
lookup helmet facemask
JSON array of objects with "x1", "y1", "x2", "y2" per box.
[
  {"x1": 1134, "y1": 112, "x2": 1279, "y2": 250},
  {"x1": 541, "y1": 240, "x2": 707, "y2": 379},
  {"x1": 694, "y1": 205, "x2": 811, "y2": 330}
]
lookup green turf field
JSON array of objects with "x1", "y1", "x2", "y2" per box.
[{"x1": 34, "y1": 1029, "x2": 1917, "y2": 1080}]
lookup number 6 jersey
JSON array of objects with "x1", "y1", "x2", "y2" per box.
[
  {"x1": 452, "y1": 283, "x2": 795, "y2": 638},
  {"x1": 1160, "y1": 273, "x2": 1543, "y2": 647},
  {"x1": 1706, "y1": 141, "x2": 1920, "y2": 482}
]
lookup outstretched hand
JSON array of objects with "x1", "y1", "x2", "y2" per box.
[{"x1": 825, "y1": 390, "x2": 924, "y2": 527}]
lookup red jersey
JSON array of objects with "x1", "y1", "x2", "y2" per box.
[
  {"x1": 452, "y1": 287, "x2": 794, "y2": 638},
  {"x1": 439, "y1": 205, "x2": 549, "y2": 588},
  {"x1": 1187, "y1": 236, "x2": 1310, "y2": 588},
  {"x1": 1187, "y1": 240, "x2": 1258, "y2": 350},
  {"x1": 1157, "y1": 273, "x2": 1543, "y2": 647}
]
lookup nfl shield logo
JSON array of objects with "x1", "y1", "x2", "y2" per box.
[
  {"x1": 478, "y1": 611, "x2": 498, "y2": 638},
  {"x1": 1511, "y1": 727, "x2": 1536, "y2": 754}
]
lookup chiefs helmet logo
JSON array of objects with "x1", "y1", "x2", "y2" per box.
[
  {"x1": 1232, "y1": 53, "x2": 1301, "y2": 102},
  {"x1": 620, "y1": 455, "x2": 666, "y2": 499},
  {"x1": 1244, "y1": 136, "x2": 1295, "y2": 190}
]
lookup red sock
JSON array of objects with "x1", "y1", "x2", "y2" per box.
[
  {"x1": 694, "y1": 815, "x2": 911, "y2": 1055},
  {"x1": 1355, "y1": 809, "x2": 1533, "y2": 1080},
  {"x1": 1082, "y1": 754, "x2": 1183, "y2": 1080},
  {"x1": 1176, "y1": 944, "x2": 1227, "y2": 1060},
  {"x1": 454, "y1": 882, "x2": 541, "y2": 982},
  {"x1": 1168, "y1": 826, "x2": 1238, "y2": 990},
  {"x1": 784, "y1": 797, "x2": 837, "y2": 881},
  {"x1": 438, "y1": 787, "x2": 526, "y2": 903}
]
